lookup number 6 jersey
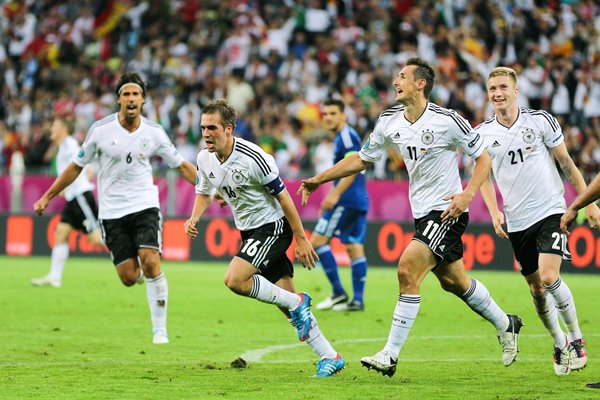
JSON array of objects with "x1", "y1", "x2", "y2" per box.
[
  {"x1": 474, "y1": 108, "x2": 566, "y2": 232},
  {"x1": 75, "y1": 113, "x2": 185, "y2": 219}
]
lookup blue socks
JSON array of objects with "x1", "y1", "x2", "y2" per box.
[
  {"x1": 351, "y1": 256, "x2": 367, "y2": 304},
  {"x1": 315, "y1": 245, "x2": 345, "y2": 296}
]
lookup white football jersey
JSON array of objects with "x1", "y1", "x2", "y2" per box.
[
  {"x1": 359, "y1": 103, "x2": 485, "y2": 218},
  {"x1": 75, "y1": 113, "x2": 185, "y2": 219},
  {"x1": 195, "y1": 137, "x2": 284, "y2": 231},
  {"x1": 57, "y1": 136, "x2": 94, "y2": 201},
  {"x1": 475, "y1": 108, "x2": 566, "y2": 232}
]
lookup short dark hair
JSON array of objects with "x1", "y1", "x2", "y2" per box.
[
  {"x1": 406, "y1": 57, "x2": 435, "y2": 99},
  {"x1": 115, "y1": 72, "x2": 147, "y2": 98},
  {"x1": 323, "y1": 98, "x2": 345, "y2": 112},
  {"x1": 54, "y1": 117, "x2": 74, "y2": 135},
  {"x1": 202, "y1": 98, "x2": 237, "y2": 130}
]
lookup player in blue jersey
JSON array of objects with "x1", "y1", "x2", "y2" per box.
[{"x1": 312, "y1": 99, "x2": 369, "y2": 312}]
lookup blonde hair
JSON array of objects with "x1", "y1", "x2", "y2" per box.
[{"x1": 488, "y1": 67, "x2": 518, "y2": 86}]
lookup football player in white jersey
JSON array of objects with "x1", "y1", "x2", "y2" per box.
[
  {"x1": 479, "y1": 66, "x2": 600, "y2": 375},
  {"x1": 183, "y1": 99, "x2": 345, "y2": 378},
  {"x1": 34, "y1": 72, "x2": 198, "y2": 345},
  {"x1": 31, "y1": 117, "x2": 104, "y2": 288},
  {"x1": 300, "y1": 57, "x2": 521, "y2": 377}
]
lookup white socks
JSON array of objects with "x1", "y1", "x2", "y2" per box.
[
  {"x1": 545, "y1": 278, "x2": 582, "y2": 341},
  {"x1": 48, "y1": 243, "x2": 69, "y2": 281},
  {"x1": 249, "y1": 274, "x2": 300, "y2": 310},
  {"x1": 146, "y1": 273, "x2": 168, "y2": 335},
  {"x1": 462, "y1": 279, "x2": 509, "y2": 334},
  {"x1": 532, "y1": 291, "x2": 565, "y2": 347},
  {"x1": 383, "y1": 294, "x2": 420, "y2": 360},
  {"x1": 289, "y1": 312, "x2": 337, "y2": 359}
]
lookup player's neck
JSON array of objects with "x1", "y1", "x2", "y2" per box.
[
  {"x1": 55, "y1": 135, "x2": 67, "y2": 145},
  {"x1": 495, "y1": 106, "x2": 518, "y2": 128},
  {"x1": 118, "y1": 114, "x2": 141, "y2": 132},
  {"x1": 403, "y1": 99, "x2": 427, "y2": 124},
  {"x1": 216, "y1": 139, "x2": 235, "y2": 163}
]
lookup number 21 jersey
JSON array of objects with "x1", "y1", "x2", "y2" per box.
[{"x1": 475, "y1": 108, "x2": 565, "y2": 232}]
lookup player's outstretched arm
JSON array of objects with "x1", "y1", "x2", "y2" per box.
[
  {"x1": 561, "y1": 172, "x2": 600, "y2": 233},
  {"x1": 176, "y1": 160, "x2": 198, "y2": 185},
  {"x1": 480, "y1": 175, "x2": 508, "y2": 239},
  {"x1": 442, "y1": 150, "x2": 492, "y2": 221},
  {"x1": 320, "y1": 174, "x2": 356, "y2": 215},
  {"x1": 276, "y1": 188, "x2": 318, "y2": 270},
  {"x1": 298, "y1": 153, "x2": 370, "y2": 206},
  {"x1": 552, "y1": 143, "x2": 600, "y2": 230},
  {"x1": 34, "y1": 162, "x2": 83, "y2": 215},
  {"x1": 184, "y1": 193, "x2": 212, "y2": 239}
]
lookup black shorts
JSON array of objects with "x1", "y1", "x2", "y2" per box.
[
  {"x1": 508, "y1": 214, "x2": 571, "y2": 276},
  {"x1": 413, "y1": 210, "x2": 468, "y2": 265},
  {"x1": 99, "y1": 207, "x2": 162, "y2": 266},
  {"x1": 238, "y1": 217, "x2": 294, "y2": 284},
  {"x1": 60, "y1": 191, "x2": 99, "y2": 234}
]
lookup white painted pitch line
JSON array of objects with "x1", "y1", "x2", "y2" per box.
[{"x1": 240, "y1": 333, "x2": 600, "y2": 363}]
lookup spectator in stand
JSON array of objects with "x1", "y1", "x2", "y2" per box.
[{"x1": 2, "y1": 0, "x2": 600, "y2": 182}]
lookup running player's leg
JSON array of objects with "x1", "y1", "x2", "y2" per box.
[
  {"x1": 311, "y1": 208, "x2": 347, "y2": 310},
  {"x1": 131, "y1": 208, "x2": 168, "y2": 344},
  {"x1": 274, "y1": 274, "x2": 343, "y2": 376},
  {"x1": 535, "y1": 215, "x2": 586, "y2": 371},
  {"x1": 361, "y1": 240, "x2": 433, "y2": 376},
  {"x1": 338, "y1": 210, "x2": 368, "y2": 310},
  {"x1": 32, "y1": 222, "x2": 72, "y2": 288}
]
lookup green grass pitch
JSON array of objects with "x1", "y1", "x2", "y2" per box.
[{"x1": 1, "y1": 256, "x2": 598, "y2": 399}]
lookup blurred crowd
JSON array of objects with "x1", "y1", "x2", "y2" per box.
[{"x1": 2, "y1": 0, "x2": 600, "y2": 180}]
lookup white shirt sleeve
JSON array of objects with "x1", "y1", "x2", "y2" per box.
[
  {"x1": 359, "y1": 122, "x2": 389, "y2": 162},
  {"x1": 541, "y1": 112, "x2": 564, "y2": 148},
  {"x1": 74, "y1": 127, "x2": 97, "y2": 167},
  {"x1": 254, "y1": 151, "x2": 280, "y2": 186},
  {"x1": 452, "y1": 113, "x2": 485, "y2": 159},
  {"x1": 154, "y1": 127, "x2": 185, "y2": 168}
]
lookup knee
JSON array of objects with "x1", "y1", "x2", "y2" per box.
[
  {"x1": 120, "y1": 277, "x2": 136, "y2": 287},
  {"x1": 527, "y1": 278, "x2": 545, "y2": 296},
  {"x1": 139, "y1": 255, "x2": 161, "y2": 278},
  {"x1": 53, "y1": 227, "x2": 69, "y2": 243},
  {"x1": 397, "y1": 264, "x2": 418, "y2": 292},
  {"x1": 311, "y1": 234, "x2": 328, "y2": 249},
  {"x1": 223, "y1": 273, "x2": 244, "y2": 295},
  {"x1": 438, "y1": 275, "x2": 460, "y2": 293},
  {"x1": 539, "y1": 271, "x2": 559, "y2": 287},
  {"x1": 347, "y1": 246, "x2": 364, "y2": 260},
  {"x1": 117, "y1": 270, "x2": 138, "y2": 287}
]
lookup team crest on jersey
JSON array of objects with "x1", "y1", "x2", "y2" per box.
[
  {"x1": 139, "y1": 138, "x2": 150, "y2": 150},
  {"x1": 231, "y1": 169, "x2": 248, "y2": 184},
  {"x1": 421, "y1": 129, "x2": 434, "y2": 145},
  {"x1": 522, "y1": 128, "x2": 536, "y2": 144},
  {"x1": 78, "y1": 149, "x2": 84, "y2": 158}
]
